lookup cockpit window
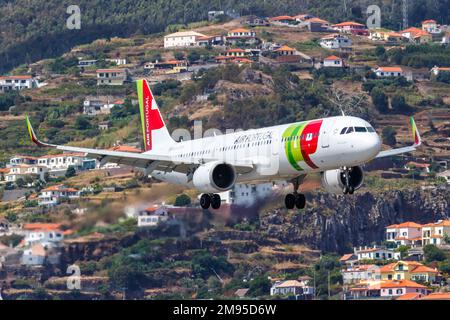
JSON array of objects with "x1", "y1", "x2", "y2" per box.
[
  {"x1": 346, "y1": 127, "x2": 354, "y2": 134},
  {"x1": 367, "y1": 127, "x2": 375, "y2": 133},
  {"x1": 355, "y1": 127, "x2": 367, "y2": 132},
  {"x1": 340, "y1": 127, "x2": 347, "y2": 135}
]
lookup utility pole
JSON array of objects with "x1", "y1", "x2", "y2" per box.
[
  {"x1": 402, "y1": 0, "x2": 409, "y2": 30},
  {"x1": 328, "y1": 271, "x2": 331, "y2": 298},
  {"x1": 313, "y1": 269, "x2": 316, "y2": 300}
]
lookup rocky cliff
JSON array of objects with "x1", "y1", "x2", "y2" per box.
[{"x1": 261, "y1": 188, "x2": 449, "y2": 254}]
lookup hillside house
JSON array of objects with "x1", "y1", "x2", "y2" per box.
[
  {"x1": 137, "y1": 206, "x2": 170, "y2": 227},
  {"x1": 78, "y1": 59, "x2": 97, "y2": 68},
  {"x1": 320, "y1": 34, "x2": 352, "y2": 50},
  {"x1": 379, "y1": 280, "x2": 428, "y2": 298},
  {"x1": 226, "y1": 28, "x2": 258, "y2": 45},
  {"x1": 379, "y1": 261, "x2": 438, "y2": 283},
  {"x1": 374, "y1": 66, "x2": 403, "y2": 78},
  {"x1": 342, "y1": 264, "x2": 382, "y2": 284},
  {"x1": 368, "y1": 29, "x2": 403, "y2": 43},
  {"x1": 270, "y1": 280, "x2": 314, "y2": 298},
  {"x1": 0, "y1": 75, "x2": 40, "y2": 92},
  {"x1": 421, "y1": 20, "x2": 440, "y2": 34},
  {"x1": 107, "y1": 58, "x2": 127, "y2": 66},
  {"x1": 37, "y1": 152, "x2": 95, "y2": 172},
  {"x1": 269, "y1": 16, "x2": 297, "y2": 26},
  {"x1": 354, "y1": 246, "x2": 400, "y2": 261},
  {"x1": 323, "y1": 55, "x2": 344, "y2": 68},
  {"x1": 218, "y1": 183, "x2": 276, "y2": 207},
  {"x1": 8, "y1": 155, "x2": 37, "y2": 167},
  {"x1": 83, "y1": 97, "x2": 124, "y2": 115},
  {"x1": 5, "y1": 165, "x2": 48, "y2": 183},
  {"x1": 22, "y1": 244, "x2": 60, "y2": 266},
  {"x1": 293, "y1": 14, "x2": 315, "y2": 22},
  {"x1": 422, "y1": 220, "x2": 450, "y2": 246},
  {"x1": 339, "y1": 253, "x2": 358, "y2": 267},
  {"x1": 431, "y1": 66, "x2": 450, "y2": 77},
  {"x1": 401, "y1": 27, "x2": 432, "y2": 44},
  {"x1": 145, "y1": 60, "x2": 188, "y2": 74},
  {"x1": 244, "y1": 15, "x2": 269, "y2": 27},
  {"x1": 38, "y1": 185, "x2": 80, "y2": 207},
  {"x1": 164, "y1": 31, "x2": 207, "y2": 48},
  {"x1": 23, "y1": 223, "x2": 64, "y2": 247},
  {"x1": 195, "y1": 35, "x2": 224, "y2": 46},
  {"x1": 385, "y1": 222, "x2": 423, "y2": 247},
  {"x1": 96, "y1": 69, "x2": 128, "y2": 86},
  {"x1": 332, "y1": 21, "x2": 367, "y2": 35},
  {"x1": 303, "y1": 17, "x2": 332, "y2": 32}
]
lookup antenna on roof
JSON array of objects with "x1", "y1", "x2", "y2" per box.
[{"x1": 340, "y1": 107, "x2": 346, "y2": 116}]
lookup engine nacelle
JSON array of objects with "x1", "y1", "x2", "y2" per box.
[
  {"x1": 192, "y1": 161, "x2": 236, "y2": 193},
  {"x1": 321, "y1": 166, "x2": 364, "y2": 194}
]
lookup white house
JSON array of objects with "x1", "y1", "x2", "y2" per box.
[
  {"x1": 23, "y1": 223, "x2": 64, "y2": 247},
  {"x1": 421, "y1": 20, "x2": 440, "y2": 34},
  {"x1": 385, "y1": 222, "x2": 423, "y2": 247},
  {"x1": 431, "y1": 66, "x2": 450, "y2": 76},
  {"x1": 270, "y1": 279, "x2": 314, "y2": 298},
  {"x1": 78, "y1": 59, "x2": 98, "y2": 68},
  {"x1": 22, "y1": 244, "x2": 60, "y2": 266},
  {"x1": 96, "y1": 69, "x2": 128, "y2": 86},
  {"x1": 226, "y1": 28, "x2": 258, "y2": 45},
  {"x1": 137, "y1": 206, "x2": 170, "y2": 227},
  {"x1": 354, "y1": 246, "x2": 401, "y2": 261},
  {"x1": 374, "y1": 66, "x2": 403, "y2": 77},
  {"x1": 0, "y1": 75, "x2": 40, "y2": 92},
  {"x1": 8, "y1": 155, "x2": 37, "y2": 167},
  {"x1": 37, "y1": 152, "x2": 91, "y2": 172},
  {"x1": 83, "y1": 97, "x2": 125, "y2": 116},
  {"x1": 342, "y1": 264, "x2": 381, "y2": 284},
  {"x1": 320, "y1": 34, "x2": 352, "y2": 50},
  {"x1": 106, "y1": 58, "x2": 127, "y2": 66},
  {"x1": 332, "y1": 21, "x2": 366, "y2": 34},
  {"x1": 323, "y1": 55, "x2": 344, "y2": 68},
  {"x1": 218, "y1": 183, "x2": 284, "y2": 207},
  {"x1": 38, "y1": 185, "x2": 80, "y2": 207},
  {"x1": 164, "y1": 30, "x2": 207, "y2": 48},
  {"x1": 5, "y1": 165, "x2": 48, "y2": 183},
  {"x1": 422, "y1": 220, "x2": 450, "y2": 246}
]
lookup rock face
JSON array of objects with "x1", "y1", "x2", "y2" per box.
[{"x1": 260, "y1": 188, "x2": 449, "y2": 254}]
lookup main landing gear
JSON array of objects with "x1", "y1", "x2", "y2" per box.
[
  {"x1": 285, "y1": 176, "x2": 306, "y2": 210},
  {"x1": 200, "y1": 193, "x2": 221, "y2": 210},
  {"x1": 342, "y1": 167, "x2": 355, "y2": 195}
]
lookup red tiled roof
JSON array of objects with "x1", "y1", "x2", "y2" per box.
[
  {"x1": 396, "y1": 292, "x2": 423, "y2": 300},
  {"x1": 333, "y1": 21, "x2": 365, "y2": 27},
  {"x1": 270, "y1": 15, "x2": 295, "y2": 21},
  {"x1": 422, "y1": 20, "x2": 436, "y2": 24},
  {"x1": 24, "y1": 223, "x2": 62, "y2": 231},
  {"x1": 274, "y1": 45, "x2": 295, "y2": 52},
  {"x1": 324, "y1": 55, "x2": 342, "y2": 61},
  {"x1": 386, "y1": 221, "x2": 421, "y2": 229},
  {"x1": 420, "y1": 293, "x2": 450, "y2": 300},
  {"x1": 229, "y1": 28, "x2": 252, "y2": 33},
  {"x1": 340, "y1": 253, "x2": 355, "y2": 261},
  {"x1": 410, "y1": 265, "x2": 438, "y2": 274},
  {"x1": 0, "y1": 75, "x2": 33, "y2": 80},
  {"x1": 375, "y1": 280, "x2": 427, "y2": 289},
  {"x1": 377, "y1": 66, "x2": 403, "y2": 73}
]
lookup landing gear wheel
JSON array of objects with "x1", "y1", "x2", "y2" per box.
[
  {"x1": 200, "y1": 194, "x2": 211, "y2": 209},
  {"x1": 295, "y1": 194, "x2": 306, "y2": 209},
  {"x1": 285, "y1": 194, "x2": 296, "y2": 209},
  {"x1": 211, "y1": 194, "x2": 221, "y2": 210},
  {"x1": 343, "y1": 186, "x2": 349, "y2": 195},
  {"x1": 348, "y1": 186, "x2": 355, "y2": 195}
]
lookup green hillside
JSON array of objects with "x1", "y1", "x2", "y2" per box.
[{"x1": 1, "y1": 0, "x2": 449, "y2": 73}]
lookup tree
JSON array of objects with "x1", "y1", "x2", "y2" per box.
[
  {"x1": 174, "y1": 194, "x2": 191, "y2": 206},
  {"x1": 370, "y1": 87, "x2": 389, "y2": 113},
  {"x1": 187, "y1": 51, "x2": 200, "y2": 63},
  {"x1": 382, "y1": 126, "x2": 397, "y2": 146},
  {"x1": 248, "y1": 276, "x2": 271, "y2": 297},
  {"x1": 108, "y1": 263, "x2": 147, "y2": 294},
  {"x1": 15, "y1": 177, "x2": 26, "y2": 188},
  {"x1": 391, "y1": 94, "x2": 410, "y2": 113},
  {"x1": 396, "y1": 245, "x2": 410, "y2": 259},
  {"x1": 65, "y1": 166, "x2": 76, "y2": 178},
  {"x1": 423, "y1": 244, "x2": 446, "y2": 263},
  {"x1": 174, "y1": 51, "x2": 185, "y2": 60},
  {"x1": 74, "y1": 115, "x2": 91, "y2": 130}
]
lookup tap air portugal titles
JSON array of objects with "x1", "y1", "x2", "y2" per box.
[{"x1": 26, "y1": 79, "x2": 422, "y2": 210}]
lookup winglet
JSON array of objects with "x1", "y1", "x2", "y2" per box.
[
  {"x1": 25, "y1": 115, "x2": 52, "y2": 147},
  {"x1": 410, "y1": 117, "x2": 421, "y2": 147}
]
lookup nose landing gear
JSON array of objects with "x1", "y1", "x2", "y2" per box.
[
  {"x1": 285, "y1": 175, "x2": 306, "y2": 210},
  {"x1": 342, "y1": 167, "x2": 355, "y2": 195},
  {"x1": 200, "y1": 193, "x2": 222, "y2": 210}
]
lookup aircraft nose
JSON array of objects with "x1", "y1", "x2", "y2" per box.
[{"x1": 366, "y1": 133, "x2": 382, "y2": 157}]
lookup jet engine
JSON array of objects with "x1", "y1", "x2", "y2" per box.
[
  {"x1": 321, "y1": 166, "x2": 364, "y2": 194},
  {"x1": 192, "y1": 161, "x2": 236, "y2": 193}
]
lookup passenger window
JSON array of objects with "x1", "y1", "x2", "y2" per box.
[
  {"x1": 355, "y1": 127, "x2": 367, "y2": 132},
  {"x1": 340, "y1": 127, "x2": 347, "y2": 134},
  {"x1": 367, "y1": 127, "x2": 375, "y2": 132},
  {"x1": 346, "y1": 127, "x2": 354, "y2": 134}
]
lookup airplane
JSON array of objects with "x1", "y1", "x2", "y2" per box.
[{"x1": 26, "y1": 79, "x2": 421, "y2": 210}]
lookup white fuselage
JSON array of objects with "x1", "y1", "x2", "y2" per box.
[{"x1": 150, "y1": 116, "x2": 382, "y2": 187}]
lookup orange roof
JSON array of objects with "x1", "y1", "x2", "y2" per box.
[
  {"x1": 41, "y1": 185, "x2": 64, "y2": 192},
  {"x1": 333, "y1": 21, "x2": 365, "y2": 27},
  {"x1": 422, "y1": 20, "x2": 436, "y2": 24},
  {"x1": 420, "y1": 293, "x2": 450, "y2": 300},
  {"x1": 270, "y1": 15, "x2": 295, "y2": 21},
  {"x1": 108, "y1": 145, "x2": 142, "y2": 153},
  {"x1": 306, "y1": 17, "x2": 329, "y2": 24},
  {"x1": 24, "y1": 223, "x2": 62, "y2": 231},
  {"x1": 234, "y1": 58, "x2": 253, "y2": 64},
  {"x1": 0, "y1": 75, "x2": 33, "y2": 80},
  {"x1": 379, "y1": 263, "x2": 396, "y2": 273},
  {"x1": 402, "y1": 27, "x2": 431, "y2": 37},
  {"x1": 324, "y1": 55, "x2": 342, "y2": 61},
  {"x1": 31, "y1": 244, "x2": 46, "y2": 256},
  {"x1": 113, "y1": 99, "x2": 125, "y2": 105},
  {"x1": 376, "y1": 280, "x2": 427, "y2": 289},
  {"x1": 229, "y1": 28, "x2": 251, "y2": 33},
  {"x1": 340, "y1": 253, "x2": 355, "y2": 261},
  {"x1": 410, "y1": 265, "x2": 438, "y2": 274},
  {"x1": 275, "y1": 45, "x2": 295, "y2": 52},
  {"x1": 377, "y1": 66, "x2": 403, "y2": 73},
  {"x1": 433, "y1": 67, "x2": 450, "y2": 71},
  {"x1": 276, "y1": 280, "x2": 302, "y2": 288},
  {"x1": 0, "y1": 168, "x2": 10, "y2": 174},
  {"x1": 386, "y1": 221, "x2": 421, "y2": 229},
  {"x1": 396, "y1": 292, "x2": 423, "y2": 300},
  {"x1": 63, "y1": 229, "x2": 74, "y2": 236}
]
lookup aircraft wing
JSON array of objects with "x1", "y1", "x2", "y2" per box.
[
  {"x1": 376, "y1": 117, "x2": 421, "y2": 159},
  {"x1": 25, "y1": 116, "x2": 254, "y2": 174}
]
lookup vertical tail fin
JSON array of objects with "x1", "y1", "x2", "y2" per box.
[
  {"x1": 410, "y1": 117, "x2": 421, "y2": 147},
  {"x1": 136, "y1": 79, "x2": 175, "y2": 152}
]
